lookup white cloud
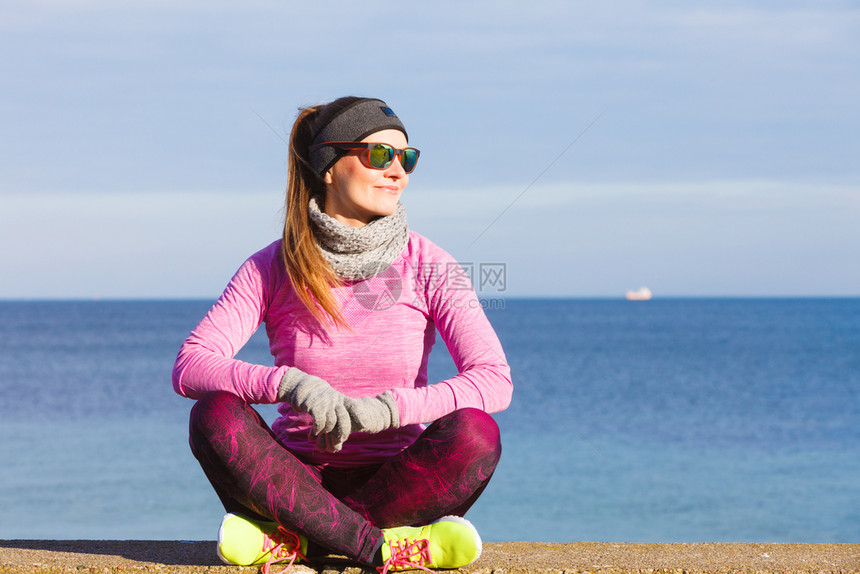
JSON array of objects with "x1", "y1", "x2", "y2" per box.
[
  {"x1": 1, "y1": 179, "x2": 857, "y2": 299},
  {"x1": 406, "y1": 179, "x2": 860, "y2": 297},
  {"x1": 0, "y1": 190, "x2": 285, "y2": 299}
]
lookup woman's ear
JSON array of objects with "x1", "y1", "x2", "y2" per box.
[{"x1": 323, "y1": 170, "x2": 333, "y2": 185}]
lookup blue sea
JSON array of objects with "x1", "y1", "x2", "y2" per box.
[{"x1": 0, "y1": 298, "x2": 857, "y2": 543}]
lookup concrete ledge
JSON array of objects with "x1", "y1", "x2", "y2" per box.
[{"x1": 1, "y1": 541, "x2": 858, "y2": 574}]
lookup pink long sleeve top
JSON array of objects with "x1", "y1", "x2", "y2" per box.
[{"x1": 172, "y1": 231, "x2": 512, "y2": 467}]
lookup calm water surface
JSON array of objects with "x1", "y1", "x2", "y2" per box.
[{"x1": 0, "y1": 299, "x2": 857, "y2": 542}]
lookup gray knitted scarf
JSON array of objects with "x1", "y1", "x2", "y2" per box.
[{"x1": 308, "y1": 196, "x2": 409, "y2": 281}]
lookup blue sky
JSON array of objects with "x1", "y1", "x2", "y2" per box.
[{"x1": 1, "y1": 1, "x2": 858, "y2": 298}]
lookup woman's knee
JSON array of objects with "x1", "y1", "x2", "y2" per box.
[
  {"x1": 441, "y1": 408, "x2": 501, "y2": 461},
  {"x1": 189, "y1": 391, "x2": 245, "y2": 435}
]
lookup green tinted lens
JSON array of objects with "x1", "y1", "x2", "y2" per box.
[
  {"x1": 400, "y1": 148, "x2": 418, "y2": 173},
  {"x1": 368, "y1": 144, "x2": 394, "y2": 169}
]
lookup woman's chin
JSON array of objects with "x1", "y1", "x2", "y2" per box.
[{"x1": 374, "y1": 200, "x2": 401, "y2": 217}]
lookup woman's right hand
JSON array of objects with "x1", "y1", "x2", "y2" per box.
[{"x1": 278, "y1": 369, "x2": 352, "y2": 452}]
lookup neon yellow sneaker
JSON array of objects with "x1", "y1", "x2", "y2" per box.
[
  {"x1": 217, "y1": 513, "x2": 307, "y2": 574},
  {"x1": 379, "y1": 516, "x2": 482, "y2": 573}
]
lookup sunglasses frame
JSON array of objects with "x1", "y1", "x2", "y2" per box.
[{"x1": 310, "y1": 141, "x2": 420, "y2": 173}]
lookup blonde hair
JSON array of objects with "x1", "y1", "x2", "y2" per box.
[{"x1": 281, "y1": 103, "x2": 345, "y2": 328}]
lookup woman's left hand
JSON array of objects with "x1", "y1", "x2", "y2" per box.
[{"x1": 345, "y1": 391, "x2": 400, "y2": 434}]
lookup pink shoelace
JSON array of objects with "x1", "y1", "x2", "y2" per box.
[
  {"x1": 261, "y1": 525, "x2": 306, "y2": 574},
  {"x1": 378, "y1": 537, "x2": 436, "y2": 574}
]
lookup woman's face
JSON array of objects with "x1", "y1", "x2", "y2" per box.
[{"x1": 323, "y1": 129, "x2": 409, "y2": 227}]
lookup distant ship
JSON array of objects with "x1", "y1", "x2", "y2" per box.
[{"x1": 626, "y1": 286, "x2": 652, "y2": 301}]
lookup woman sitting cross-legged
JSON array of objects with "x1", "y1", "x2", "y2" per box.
[{"x1": 172, "y1": 96, "x2": 513, "y2": 573}]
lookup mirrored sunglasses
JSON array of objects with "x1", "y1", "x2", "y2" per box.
[{"x1": 310, "y1": 141, "x2": 420, "y2": 173}]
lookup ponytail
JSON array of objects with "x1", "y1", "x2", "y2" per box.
[{"x1": 281, "y1": 105, "x2": 346, "y2": 328}]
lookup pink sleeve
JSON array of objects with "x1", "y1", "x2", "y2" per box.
[
  {"x1": 171, "y1": 249, "x2": 289, "y2": 404},
  {"x1": 391, "y1": 255, "x2": 513, "y2": 425}
]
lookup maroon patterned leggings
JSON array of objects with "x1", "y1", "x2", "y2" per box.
[{"x1": 188, "y1": 391, "x2": 501, "y2": 566}]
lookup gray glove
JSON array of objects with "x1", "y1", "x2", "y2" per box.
[
  {"x1": 278, "y1": 368, "x2": 351, "y2": 453},
  {"x1": 345, "y1": 391, "x2": 400, "y2": 434}
]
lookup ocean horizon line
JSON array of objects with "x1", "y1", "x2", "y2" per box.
[{"x1": 1, "y1": 294, "x2": 859, "y2": 303}]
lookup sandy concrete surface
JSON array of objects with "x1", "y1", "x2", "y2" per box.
[{"x1": 1, "y1": 540, "x2": 858, "y2": 574}]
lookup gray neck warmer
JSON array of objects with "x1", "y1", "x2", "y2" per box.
[{"x1": 308, "y1": 196, "x2": 409, "y2": 281}]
